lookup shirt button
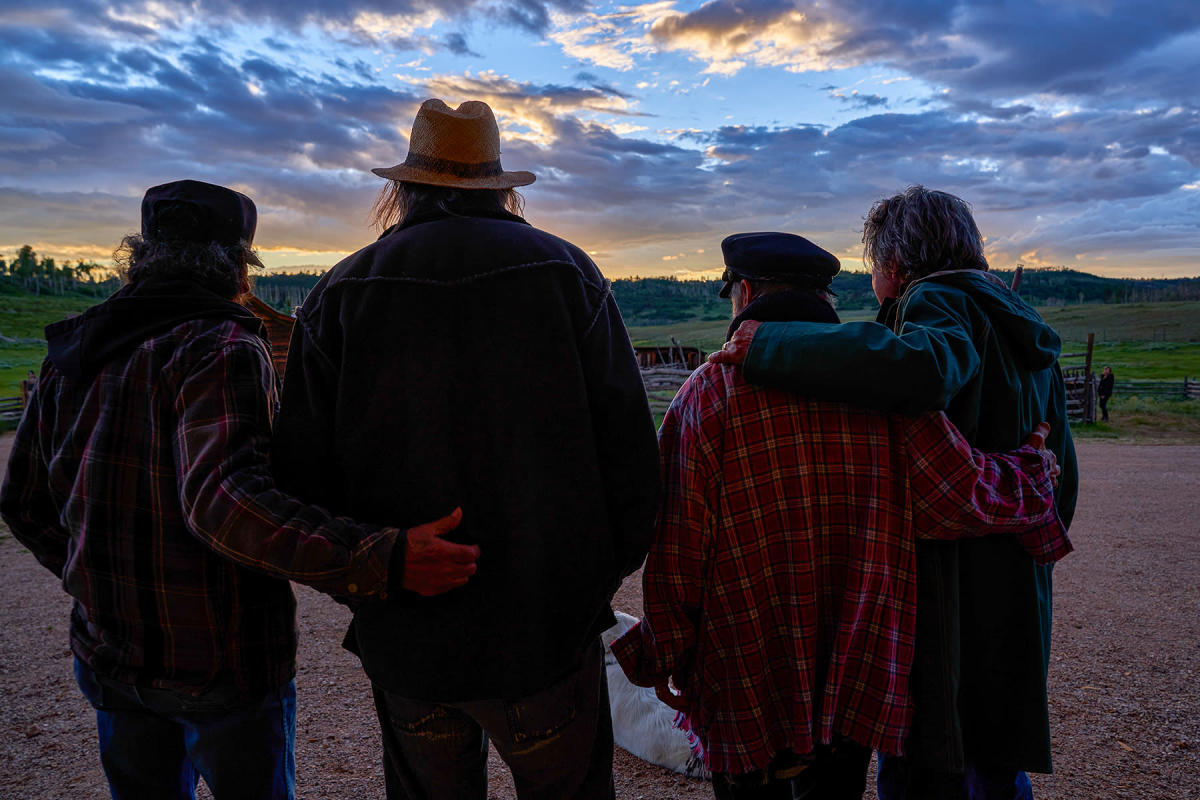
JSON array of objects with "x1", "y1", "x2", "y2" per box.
[{"x1": 347, "y1": 583, "x2": 358, "y2": 594}]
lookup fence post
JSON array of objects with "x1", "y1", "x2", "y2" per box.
[{"x1": 1084, "y1": 333, "x2": 1096, "y2": 424}]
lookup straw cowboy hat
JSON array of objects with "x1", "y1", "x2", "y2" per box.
[{"x1": 372, "y1": 99, "x2": 535, "y2": 189}]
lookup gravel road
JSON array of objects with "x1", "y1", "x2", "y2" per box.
[{"x1": 2, "y1": 440, "x2": 1197, "y2": 799}]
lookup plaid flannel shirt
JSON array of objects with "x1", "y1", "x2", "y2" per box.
[
  {"x1": 1, "y1": 317, "x2": 399, "y2": 697},
  {"x1": 612, "y1": 362, "x2": 1069, "y2": 775}
]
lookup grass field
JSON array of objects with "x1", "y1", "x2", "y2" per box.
[
  {"x1": 629, "y1": 301, "x2": 1200, "y2": 443},
  {"x1": 4, "y1": 291, "x2": 1199, "y2": 440},
  {"x1": 0, "y1": 293, "x2": 96, "y2": 399}
]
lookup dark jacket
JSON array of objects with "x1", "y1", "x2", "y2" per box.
[
  {"x1": 743, "y1": 269, "x2": 1078, "y2": 773},
  {"x1": 1, "y1": 280, "x2": 397, "y2": 698},
  {"x1": 272, "y1": 207, "x2": 659, "y2": 702}
]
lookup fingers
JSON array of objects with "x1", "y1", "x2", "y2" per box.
[
  {"x1": 427, "y1": 536, "x2": 481, "y2": 564},
  {"x1": 706, "y1": 320, "x2": 760, "y2": 365},
  {"x1": 420, "y1": 506, "x2": 463, "y2": 537},
  {"x1": 400, "y1": 507, "x2": 480, "y2": 596},
  {"x1": 1024, "y1": 421, "x2": 1051, "y2": 450},
  {"x1": 706, "y1": 342, "x2": 741, "y2": 365},
  {"x1": 654, "y1": 684, "x2": 688, "y2": 712}
]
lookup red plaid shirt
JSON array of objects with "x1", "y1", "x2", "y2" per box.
[
  {"x1": 1, "y1": 317, "x2": 398, "y2": 697},
  {"x1": 612, "y1": 362, "x2": 1069, "y2": 775}
]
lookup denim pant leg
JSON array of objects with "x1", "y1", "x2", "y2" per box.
[
  {"x1": 74, "y1": 658, "x2": 198, "y2": 800},
  {"x1": 876, "y1": 754, "x2": 968, "y2": 800},
  {"x1": 372, "y1": 687, "x2": 490, "y2": 800},
  {"x1": 792, "y1": 741, "x2": 873, "y2": 800},
  {"x1": 481, "y1": 639, "x2": 615, "y2": 800},
  {"x1": 181, "y1": 681, "x2": 297, "y2": 800},
  {"x1": 964, "y1": 764, "x2": 1033, "y2": 800},
  {"x1": 877, "y1": 755, "x2": 1032, "y2": 800}
]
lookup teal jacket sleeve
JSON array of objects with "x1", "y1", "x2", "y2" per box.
[{"x1": 742, "y1": 294, "x2": 982, "y2": 416}]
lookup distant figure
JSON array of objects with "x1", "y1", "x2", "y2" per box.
[
  {"x1": 1098, "y1": 366, "x2": 1115, "y2": 421},
  {"x1": 614, "y1": 232, "x2": 1071, "y2": 799},
  {"x1": 272, "y1": 99, "x2": 658, "y2": 800},
  {"x1": 0, "y1": 179, "x2": 473, "y2": 800},
  {"x1": 19, "y1": 369, "x2": 36, "y2": 406}
]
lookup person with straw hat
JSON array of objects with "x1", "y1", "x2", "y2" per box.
[{"x1": 272, "y1": 99, "x2": 659, "y2": 799}]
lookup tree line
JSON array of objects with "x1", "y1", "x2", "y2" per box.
[
  {"x1": 4, "y1": 243, "x2": 1197, "y2": 319},
  {"x1": 1, "y1": 245, "x2": 116, "y2": 297}
]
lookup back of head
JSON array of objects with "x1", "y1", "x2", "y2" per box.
[
  {"x1": 118, "y1": 179, "x2": 262, "y2": 300},
  {"x1": 370, "y1": 98, "x2": 534, "y2": 231},
  {"x1": 863, "y1": 185, "x2": 988, "y2": 280}
]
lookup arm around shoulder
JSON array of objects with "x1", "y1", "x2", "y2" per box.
[{"x1": 743, "y1": 291, "x2": 981, "y2": 415}]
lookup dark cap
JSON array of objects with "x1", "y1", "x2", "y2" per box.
[
  {"x1": 141, "y1": 179, "x2": 263, "y2": 267},
  {"x1": 718, "y1": 232, "x2": 840, "y2": 298}
]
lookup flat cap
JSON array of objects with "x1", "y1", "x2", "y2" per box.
[
  {"x1": 719, "y1": 232, "x2": 840, "y2": 298},
  {"x1": 141, "y1": 179, "x2": 263, "y2": 266}
]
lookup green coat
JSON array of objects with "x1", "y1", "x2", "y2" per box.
[{"x1": 743, "y1": 269, "x2": 1079, "y2": 773}]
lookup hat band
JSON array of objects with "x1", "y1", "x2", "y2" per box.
[{"x1": 403, "y1": 152, "x2": 505, "y2": 178}]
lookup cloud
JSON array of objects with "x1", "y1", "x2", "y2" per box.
[
  {"x1": 422, "y1": 70, "x2": 648, "y2": 146},
  {"x1": 1, "y1": 0, "x2": 1196, "y2": 277}
]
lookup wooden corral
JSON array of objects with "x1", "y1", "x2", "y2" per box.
[
  {"x1": 243, "y1": 295, "x2": 297, "y2": 379},
  {"x1": 1060, "y1": 333, "x2": 1096, "y2": 424},
  {"x1": 634, "y1": 337, "x2": 704, "y2": 370}
]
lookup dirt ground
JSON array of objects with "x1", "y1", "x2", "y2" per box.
[{"x1": 2, "y1": 439, "x2": 1198, "y2": 799}]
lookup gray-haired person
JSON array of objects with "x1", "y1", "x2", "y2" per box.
[
  {"x1": 272, "y1": 99, "x2": 658, "y2": 800},
  {"x1": 711, "y1": 186, "x2": 1078, "y2": 800}
]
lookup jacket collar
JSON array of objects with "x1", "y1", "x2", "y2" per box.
[
  {"x1": 46, "y1": 279, "x2": 265, "y2": 381},
  {"x1": 381, "y1": 206, "x2": 531, "y2": 239},
  {"x1": 726, "y1": 288, "x2": 841, "y2": 342}
]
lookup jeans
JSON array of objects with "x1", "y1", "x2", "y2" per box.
[
  {"x1": 372, "y1": 638, "x2": 614, "y2": 800},
  {"x1": 876, "y1": 754, "x2": 1034, "y2": 800},
  {"x1": 711, "y1": 740, "x2": 872, "y2": 800},
  {"x1": 74, "y1": 658, "x2": 296, "y2": 800}
]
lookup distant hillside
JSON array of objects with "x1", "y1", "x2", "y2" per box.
[{"x1": 256, "y1": 268, "x2": 1200, "y2": 324}]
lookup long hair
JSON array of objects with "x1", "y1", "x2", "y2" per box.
[
  {"x1": 114, "y1": 235, "x2": 255, "y2": 301},
  {"x1": 370, "y1": 181, "x2": 525, "y2": 233},
  {"x1": 862, "y1": 185, "x2": 988, "y2": 279}
]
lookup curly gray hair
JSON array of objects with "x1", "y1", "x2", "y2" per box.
[{"x1": 862, "y1": 185, "x2": 988, "y2": 279}]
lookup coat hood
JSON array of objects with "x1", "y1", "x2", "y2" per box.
[
  {"x1": 906, "y1": 269, "x2": 1061, "y2": 371},
  {"x1": 46, "y1": 279, "x2": 266, "y2": 381}
]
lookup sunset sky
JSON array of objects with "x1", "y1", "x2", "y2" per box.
[{"x1": 2, "y1": 1, "x2": 1198, "y2": 278}]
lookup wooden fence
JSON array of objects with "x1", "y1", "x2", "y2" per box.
[
  {"x1": 1116, "y1": 378, "x2": 1200, "y2": 401},
  {"x1": 0, "y1": 396, "x2": 24, "y2": 425},
  {"x1": 641, "y1": 366, "x2": 696, "y2": 417},
  {"x1": 1059, "y1": 333, "x2": 1096, "y2": 424}
]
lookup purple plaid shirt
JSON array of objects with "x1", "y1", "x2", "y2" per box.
[
  {"x1": 2, "y1": 315, "x2": 399, "y2": 697},
  {"x1": 613, "y1": 363, "x2": 1070, "y2": 775}
]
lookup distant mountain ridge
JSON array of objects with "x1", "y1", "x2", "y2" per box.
[{"x1": 257, "y1": 268, "x2": 1200, "y2": 325}]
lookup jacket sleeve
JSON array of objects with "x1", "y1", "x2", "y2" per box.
[
  {"x1": 904, "y1": 412, "x2": 1071, "y2": 564},
  {"x1": 0, "y1": 375, "x2": 71, "y2": 576},
  {"x1": 743, "y1": 291, "x2": 981, "y2": 415},
  {"x1": 173, "y1": 337, "x2": 401, "y2": 597},
  {"x1": 611, "y1": 371, "x2": 720, "y2": 689},
  {"x1": 579, "y1": 285, "x2": 660, "y2": 584}
]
